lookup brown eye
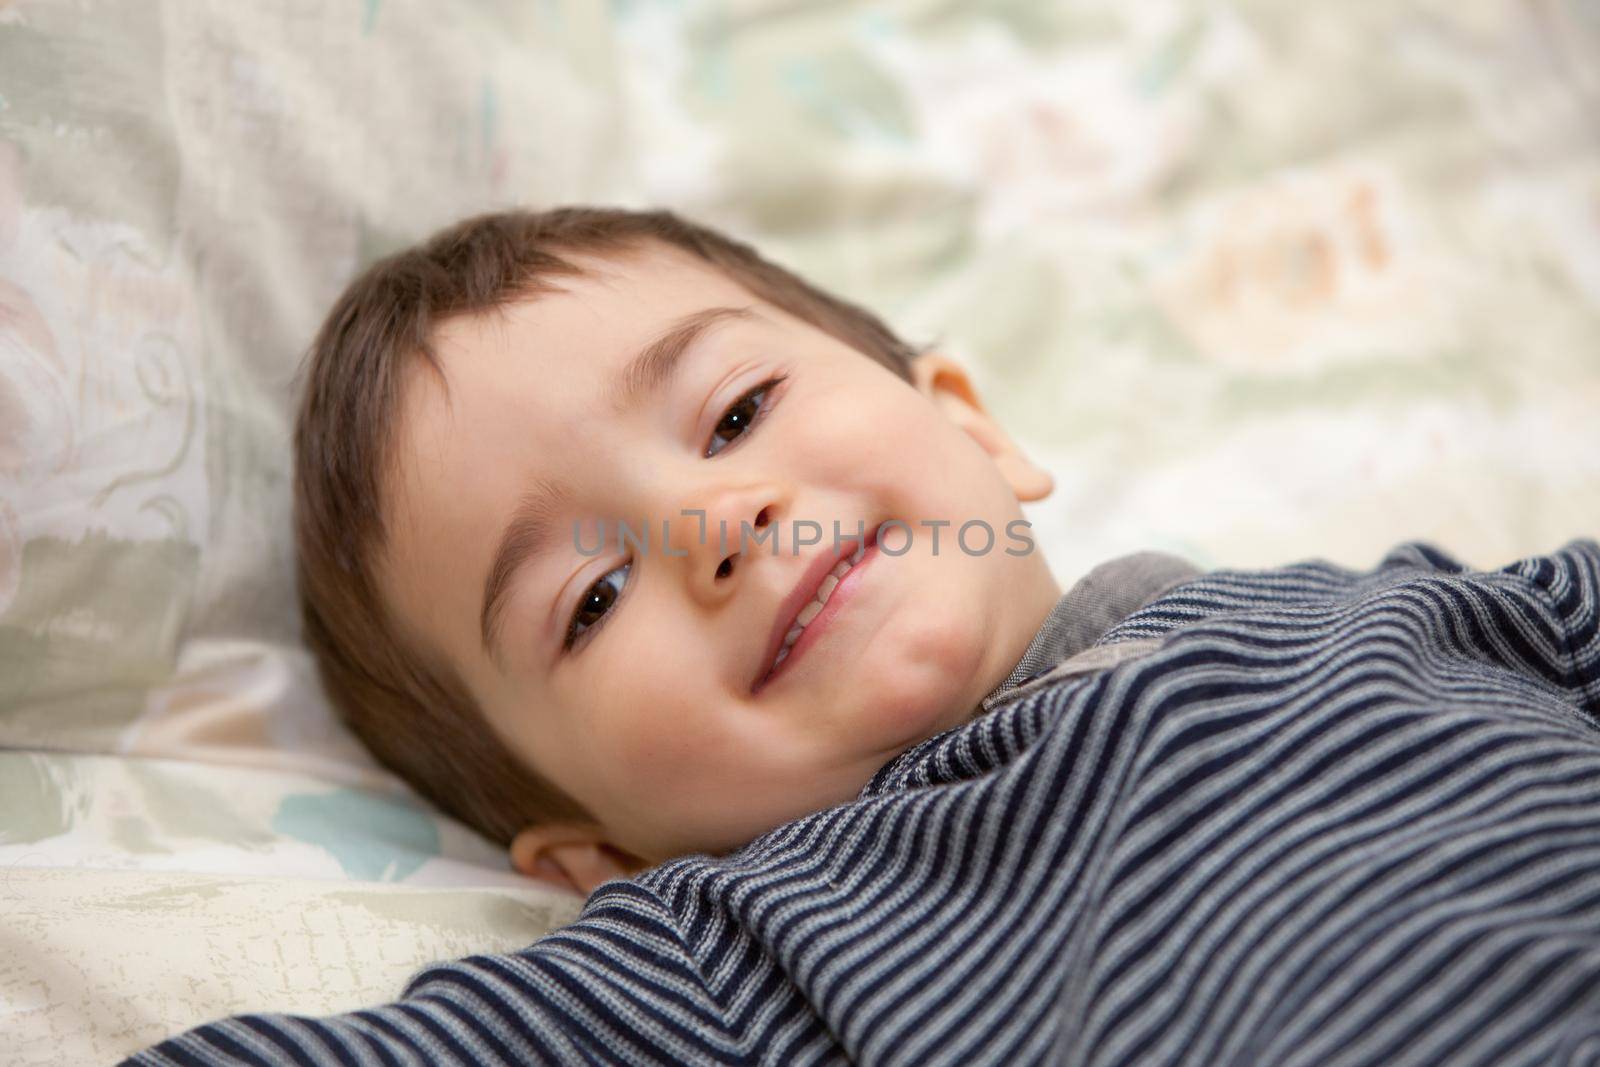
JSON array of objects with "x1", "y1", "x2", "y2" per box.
[
  {"x1": 563, "y1": 561, "x2": 630, "y2": 652},
  {"x1": 704, "y1": 375, "x2": 787, "y2": 458}
]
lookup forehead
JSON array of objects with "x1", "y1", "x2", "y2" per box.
[
  {"x1": 434, "y1": 240, "x2": 758, "y2": 385},
  {"x1": 395, "y1": 240, "x2": 760, "y2": 465}
]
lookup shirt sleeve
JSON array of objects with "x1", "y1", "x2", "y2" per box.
[
  {"x1": 1096, "y1": 536, "x2": 1599, "y2": 732},
  {"x1": 1491, "y1": 536, "x2": 1600, "y2": 724},
  {"x1": 1295, "y1": 536, "x2": 1599, "y2": 728},
  {"x1": 118, "y1": 882, "x2": 734, "y2": 1067}
]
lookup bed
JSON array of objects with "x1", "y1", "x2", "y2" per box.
[{"x1": 1, "y1": 1, "x2": 1596, "y2": 1061}]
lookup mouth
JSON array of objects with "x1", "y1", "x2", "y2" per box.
[{"x1": 751, "y1": 523, "x2": 880, "y2": 695}]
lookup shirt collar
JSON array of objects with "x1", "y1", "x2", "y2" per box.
[{"x1": 980, "y1": 549, "x2": 1203, "y2": 710}]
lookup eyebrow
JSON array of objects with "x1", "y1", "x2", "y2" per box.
[
  {"x1": 606, "y1": 304, "x2": 757, "y2": 415},
  {"x1": 478, "y1": 304, "x2": 758, "y2": 670}
]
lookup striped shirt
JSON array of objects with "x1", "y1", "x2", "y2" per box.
[{"x1": 124, "y1": 538, "x2": 1600, "y2": 1066}]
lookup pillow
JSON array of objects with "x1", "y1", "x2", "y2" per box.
[
  {"x1": 2, "y1": 0, "x2": 1595, "y2": 799},
  {"x1": 0, "y1": 2, "x2": 627, "y2": 771}
]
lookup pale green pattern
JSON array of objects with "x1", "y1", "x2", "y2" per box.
[
  {"x1": 0, "y1": 751, "x2": 521, "y2": 886},
  {"x1": 0, "y1": 2, "x2": 1596, "y2": 1061},
  {"x1": 271, "y1": 788, "x2": 440, "y2": 882}
]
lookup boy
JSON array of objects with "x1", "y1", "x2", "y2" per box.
[{"x1": 126, "y1": 207, "x2": 1600, "y2": 1065}]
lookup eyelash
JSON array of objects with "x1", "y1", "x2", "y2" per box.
[{"x1": 559, "y1": 374, "x2": 789, "y2": 654}]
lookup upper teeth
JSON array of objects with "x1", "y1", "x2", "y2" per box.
[{"x1": 776, "y1": 543, "x2": 867, "y2": 656}]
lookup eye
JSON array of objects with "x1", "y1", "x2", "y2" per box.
[
  {"x1": 562, "y1": 560, "x2": 631, "y2": 653},
  {"x1": 704, "y1": 374, "x2": 788, "y2": 458}
]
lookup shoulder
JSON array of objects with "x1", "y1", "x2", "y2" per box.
[{"x1": 1091, "y1": 539, "x2": 1487, "y2": 647}]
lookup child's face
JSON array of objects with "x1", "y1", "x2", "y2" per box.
[{"x1": 379, "y1": 241, "x2": 1061, "y2": 873}]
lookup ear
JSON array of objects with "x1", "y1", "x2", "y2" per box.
[
  {"x1": 510, "y1": 822, "x2": 651, "y2": 898},
  {"x1": 910, "y1": 351, "x2": 1054, "y2": 503}
]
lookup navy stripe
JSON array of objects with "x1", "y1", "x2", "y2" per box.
[{"x1": 345, "y1": 1014, "x2": 406, "y2": 1067}]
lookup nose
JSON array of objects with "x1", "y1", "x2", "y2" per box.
[{"x1": 672, "y1": 488, "x2": 780, "y2": 602}]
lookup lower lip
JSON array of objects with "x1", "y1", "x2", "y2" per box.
[{"x1": 754, "y1": 541, "x2": 880, "y2": 695}]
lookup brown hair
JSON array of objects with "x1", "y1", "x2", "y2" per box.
[{"x1": 293, "y1": 206, "x2": 931, "y2": 851}]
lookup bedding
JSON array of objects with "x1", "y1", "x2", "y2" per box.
[
  {"x1": 1, "y1": 0, "x2": 1597, "y2": 1062},
  {"x1": 0, "y1": 752, "x2": 585, "y2": 1064}
]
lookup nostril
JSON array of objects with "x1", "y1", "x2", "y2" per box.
[
  {"x1": 754, "y1": 506, "x2": 771, "y2": 528},
  {"x1": 716, "y1": 557, "x2": 733, "y2": 579}
]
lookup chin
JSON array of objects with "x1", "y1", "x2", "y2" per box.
[
  {"x1": 832, "y1": 601, "x2": 983, "y2": 752},
  {"x1": 855, "y1": 667, "x2": 964, "y2": 753}
]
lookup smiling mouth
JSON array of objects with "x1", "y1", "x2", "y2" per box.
[{"x1": 753, "y1": 525, "x2": 879, "y2": 693}]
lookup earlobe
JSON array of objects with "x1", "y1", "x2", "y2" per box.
[
  {"x1": 510, "y1": 825, "x2": 577, "y2": 893},
  {"x1": 909, "y1": 351, "x2": 1055, "y2": 504},
  {"x1": 510, "y1": 823, "x2": 650, "y2": 897}
]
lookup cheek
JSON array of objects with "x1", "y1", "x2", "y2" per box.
[
  {"x1": 791, "y1": 382, "x2": 920, "y2": 471},
  {"x1": 610, "y1": 697, "x2": 702, "y2": 773},
  {"x1": 598, "y1": 651, "x2": 726, "y2": 795},
  {"x1": 600, "y1": 689, "x2": 775, "y2": 849}
]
